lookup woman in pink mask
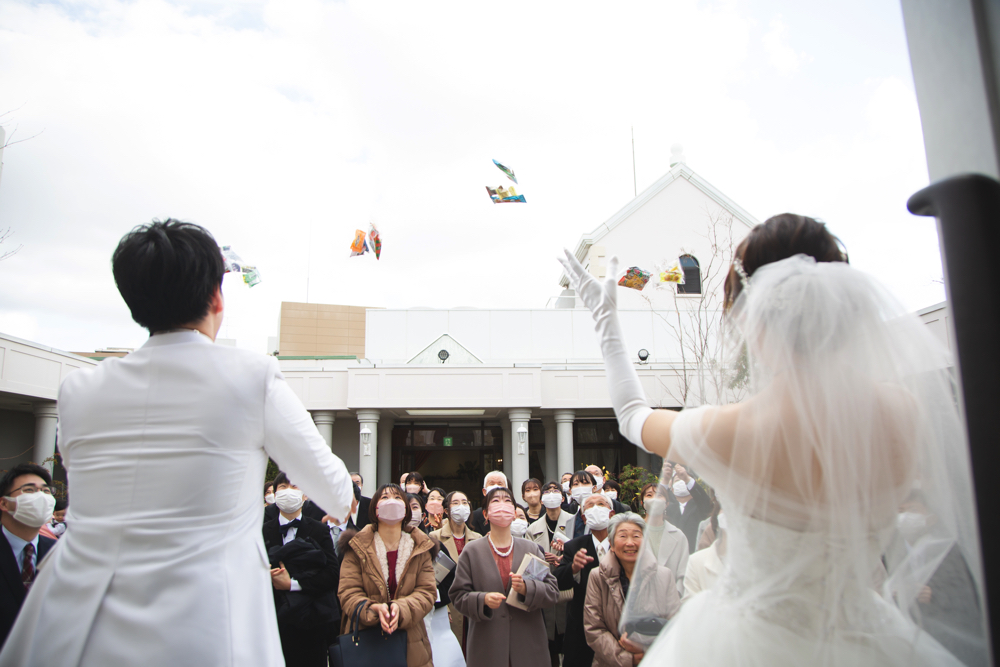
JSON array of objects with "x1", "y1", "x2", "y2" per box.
[
  {"x1": 338, "y1": 483, "x2": 438, "y2": 667},
  {"x1": 450, "y1": 486, "x2": 559, "y2": 667}
]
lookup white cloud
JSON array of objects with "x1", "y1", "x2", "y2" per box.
[{"x1": 762, "y1": 15, "x2": 811, "y2": 75}]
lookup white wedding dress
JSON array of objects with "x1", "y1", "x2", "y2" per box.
[{"x1": 615, "y1": 256, "x2": 989, "y2": 667}]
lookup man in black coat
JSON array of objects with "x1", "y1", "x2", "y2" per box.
[
  {"x1": 0, "y1": 463, "x2": 58, "y2": 648},
  {"x1": 664, "y1": 464, "x2": 711, "y2": 553},
  {"x1": 348, "y1": 473, "x2": 371, "y2": 531},
  {"x1": 263, "y1": 472, "x2": 341, "y2": 667},
  {"x1": 554, "y1": 494, "x2": 615, "y2": 667}
]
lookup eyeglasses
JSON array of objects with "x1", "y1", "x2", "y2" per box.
[{"x1": 10, "y1": 484, "x2": 52, "y2": 496}]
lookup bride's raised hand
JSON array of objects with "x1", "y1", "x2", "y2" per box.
[{"x1": 557, "y1": 249, "x2": 620, "y2": 324}]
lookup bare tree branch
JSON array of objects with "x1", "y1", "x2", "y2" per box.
[{"x1": 0, "y1": 228, "x2": 24, "y2": 261}]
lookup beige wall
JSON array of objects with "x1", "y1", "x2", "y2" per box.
[{"x1": 278, "y1": 302, "x2": 378, "y2": 358}]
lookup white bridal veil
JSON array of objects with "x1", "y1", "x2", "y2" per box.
[{"x1": 620, "y1": 255, "x2": 989, "y2": 666}]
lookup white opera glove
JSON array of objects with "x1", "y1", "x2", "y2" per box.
[{"x1": 558, "y1": 249, "x2": 653, "y2": 451}]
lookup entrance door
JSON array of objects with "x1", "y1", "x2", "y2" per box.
[{"x1": 392, "y1": 422, "x2": 503, "y2": 510}]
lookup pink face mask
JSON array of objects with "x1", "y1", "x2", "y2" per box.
[
  {"x1": 426, "y1": 500, "x2": 444, "y2": 515},
  {"x1": 377, "y1": 498, "x2": 407, "y2": 524},
  {"x1": 487, "y1": 502, "x2": 516, "y2": 528}
]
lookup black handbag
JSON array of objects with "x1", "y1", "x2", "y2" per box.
[{"x1": 329, "y1": 600, "x2": 408, "y2": 667}]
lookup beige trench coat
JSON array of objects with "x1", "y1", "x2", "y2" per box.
[
  {"x1": 338, "y1": 525, "x2": 438, "y2": 667},
  {"x1": 526, "y1": 510, "x2": 576, "y2": 638},
  {"x1": 584, "y1": 552, "x2": 681, "y2": 667},
  {"x1": 429, "y1": 519, "x2": 482, "y2": 643},
  {"x1": 449, "y1": 536, "x2": 559, "y2": 667}
]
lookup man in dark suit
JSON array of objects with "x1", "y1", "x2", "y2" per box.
[
  {"x1": 664, "y1": 464, "x2": 711, "y2": 553},
  {"x1": 263, "y1": 472, "x2": 341, "y2": 667},
  {"x1": 0, "y1": 463, "x2": 58, "y2": 647},
  {"x1": 554, "y1": 494, "x2": 615, "y2": 667},
  {"x1": 348, "y1": 472, "x2": 371, "y2": 531}
]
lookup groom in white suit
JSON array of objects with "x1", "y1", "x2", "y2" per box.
[{"x1": 0, "y1": 219, "x2": 355, "y2": 667}]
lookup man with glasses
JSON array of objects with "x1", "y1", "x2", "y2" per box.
[{"x1": 0, "y1": 463, "x2": 57, "y2": 647}]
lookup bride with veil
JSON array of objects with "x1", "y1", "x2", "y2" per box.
[{"x1": 559, "y1": 213, "x2": 989, "y2": 666}]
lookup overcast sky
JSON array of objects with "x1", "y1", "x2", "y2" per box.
[{"x1": 0, "y1": 0, "x2": 943, "y2": 354}]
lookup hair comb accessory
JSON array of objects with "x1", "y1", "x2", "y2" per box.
[{"x1": 733, "y1": 257, "x2": 750, "y2": 287}]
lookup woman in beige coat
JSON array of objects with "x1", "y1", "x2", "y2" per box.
[
  {"x1": 449, "y1": 486, "x2": 560, "y2": 667},
  {"x1": 338, "y1": 483, "x2": 438, "y2": 667},
  {"x1": 429, "y1": 490, "x2": 482, "y2": 649},
  {"x1": 584, "y1": 513, "x2": 681, "y2": 667},
  {"x1": 526, "y1": 480, "x2": 576, "y2": 666}
]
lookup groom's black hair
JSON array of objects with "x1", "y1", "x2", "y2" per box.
[{"x1": 112, "y1": 219, "x2": 225, "y2": 333}]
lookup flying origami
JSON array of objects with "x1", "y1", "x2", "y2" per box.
[
  {"x1": 220, "y1": 245, "x2": 262, "y2": 287},
  {"x1": 618, "y1": 266, "x2": 652, "y2": 291},
  {"x1": 350, "y1": 224, "x2": 383, "y2": 259},
  {"x1": 486, "y1": 185, "x2": 526, "y2": 204},
  {"x1": 493, "y1": 159, "x2": 517, "y2": 184},
  {"x1": 368, "y1": 223, "x2": 382, "y2": 260}
]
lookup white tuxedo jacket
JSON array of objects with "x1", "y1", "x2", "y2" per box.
[{"x1": 0, "y1": 331, "x2": 354, "y2": 666}]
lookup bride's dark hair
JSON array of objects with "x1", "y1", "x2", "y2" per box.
[{"x1": 724, "y1": 213, "x2": 848, "y2": 311}]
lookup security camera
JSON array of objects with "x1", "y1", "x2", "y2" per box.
[{"x1": 638, "y1": 349, "x2": 649, "y2": 363}]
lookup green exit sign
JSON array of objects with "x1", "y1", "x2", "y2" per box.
[{"x1": 443, "y1": 437, "x2": 453, "y2": 447}]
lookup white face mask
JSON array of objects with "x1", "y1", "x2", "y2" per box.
[
  {"x1": 511, "y1": 518, "x2": 529, "y2": 537},
  {"x1": 672, "y1": 479, "x2": 690, "y2": 498},
  {"x1": 405, "y1": 485, "x2": 421, "y2": 494},
  {"x1": 561, "y1": 481, "x2": 570, "y2": 493},
  {"x1": 450, "y1": 504, "x2": 471, "y2": 524},
  {"x1": 274, "y1": 488, "x2": 305, "y2": 514},
  {"x1": 5, "y1": 492, "x2": 56, "y2": 528},
  {"x1": 408, "y1": 511, "x2": 423, "y2": 528},
  {"x1": 897, "y1": 511, "x2": 927, "y2": 543},
  {"x1": 571, "y1": 486, "x2": 593, "y2": 503},
  {"x1": 592, "y1": 475, "x2": 604, "y2": 491},
  {"x1": 584, "y1": 505, "x2": 611, "y2": 531},
  {"x1": 603, "y1": 490, "x2": 618, "y2": 501},
  {"x1": 264, "y1": 493, "x2": 276, "y2": 505},
  {"x1": 484, "y1": 483, "x2": 504, "y2": 495},
  {"x1": 716, "y1": 513, "x2": 728, "y2": 533},
  {"x1": 541, "y1": 492, "x2": 563, "y2": 509}
]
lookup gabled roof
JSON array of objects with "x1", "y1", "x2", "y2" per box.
[
  {"x1": 560, "y1": 162, "x2": 760, "y2": 286},
  {"x1": 406, "y1": 333, "x2": 483, "y2": 365}
]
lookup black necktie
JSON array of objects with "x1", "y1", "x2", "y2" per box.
[{"x1": 279, "y1": 519, "x2": 301, "y2": 536}]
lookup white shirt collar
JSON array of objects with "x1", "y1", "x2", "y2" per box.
[
  {"x1": 591, "y1": 533, "x2": 610, "y2": 556},
  {"x1": 278, "y1": 512, "x2": 302, "y2": 525},
  {"x1": 3, "y1": 526, "x2": 38, "y2": 565}
]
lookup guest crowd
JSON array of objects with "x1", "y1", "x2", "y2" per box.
[{"x1": 253, "y1": 461, "x2": 713, "y2": 667}]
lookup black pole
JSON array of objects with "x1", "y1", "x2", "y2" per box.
[{"x1": 908, "y1": 173, "x2": 1000, "y2": 664}]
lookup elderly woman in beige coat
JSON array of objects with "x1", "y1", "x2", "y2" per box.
[
  {"x1": 449, "y1": 486, "x2": 560, "y2": 667},
  {"x1": 584, "y1": 513, "x2": 681, "y2": 667}
]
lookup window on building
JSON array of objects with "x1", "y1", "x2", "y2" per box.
[{"x1": 677, "y1": 254, "x2": 701, "y2": 294}]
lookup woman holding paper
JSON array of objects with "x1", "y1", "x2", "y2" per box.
[
  {"x1": 449, "y1": 487, "x2": 560, "y2": 667},
  {"x1": 430, "y1": 491, "x2": 483, "y2": 649}
]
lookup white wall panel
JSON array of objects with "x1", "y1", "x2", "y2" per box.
[
  {"x1": 405, "y1": 311, "x2": 450, "y2": 358},
  {"x1": 489, "y1": 311, "x2": 533, "y2": 360},
  {"x1": 447, "y1": 310, "x2": 492, "y2": 360}
]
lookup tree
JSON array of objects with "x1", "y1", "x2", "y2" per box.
[
  {"x1": 642, "y1": 207, "x2": 749, "y2": 407},
  {"x1": 0, "y1": 227, "x2": 22, "y2": 261}
]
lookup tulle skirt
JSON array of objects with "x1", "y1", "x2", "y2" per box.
[{"x1": 644, "y1": 588, "x2": 966, "y2": 667}]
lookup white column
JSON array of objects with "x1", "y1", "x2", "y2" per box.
[
  {"x1": 377, "y1": 417, "x2": 394, "y2": 488},
  {"x1": 311, "y1": 410, "x2": 336, "y2": 449},
  {"x1": 543, "y1": 417, "x2": 557, "y2": 483},
  {"x1": 356, "y1": 410, "x2": 380, "y2": 498},
  {"x1": 500, "y1": 420, "x2": 512, "y2": 482},
  {"x1": 33, "y1": 402, "x2": 59, "y2": 473},
  {"x1": 554, "y1": 410, "x2": 575, "y2": 478},
  {"x1": 508, "y1": 409, "x2": 532, "y2": 504}
]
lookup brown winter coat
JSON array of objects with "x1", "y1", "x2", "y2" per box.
[
  {"x1": 338, "y1": 524, "x2": 438, "y2": 667},
  {"x1": 449, "y1": 535, "x2": 559, "y2": 667},
  {"x1": 429, "y1": 519, "x2": 482, "y2": 643},
  {"x1": 584, "y1": 551, "x2": 681, "y2": 667}
]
